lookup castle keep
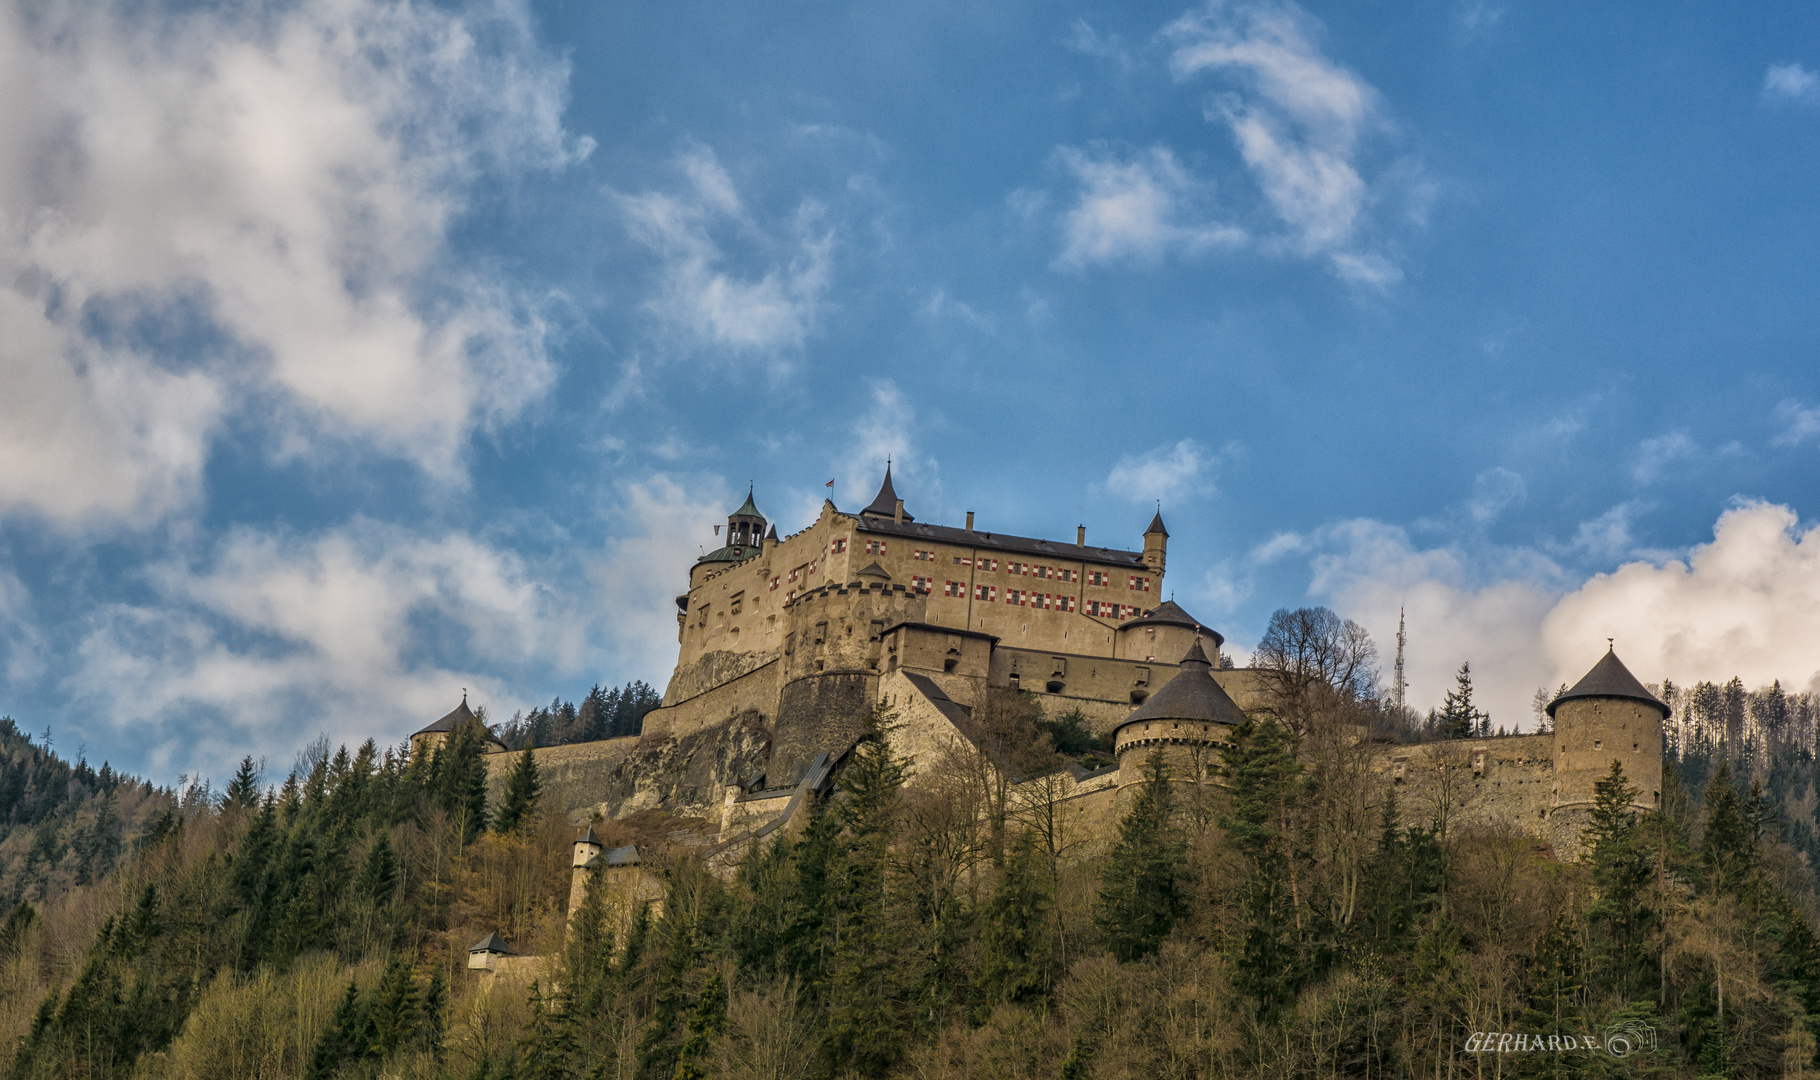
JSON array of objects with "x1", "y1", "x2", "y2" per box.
[{"x1": 460, "y1": 469, "x2": 1669, "y2": 866}]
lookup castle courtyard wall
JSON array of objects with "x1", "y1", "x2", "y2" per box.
[{"x1": 1365, "y1": 734, "x2": 1555, "y2": 840}]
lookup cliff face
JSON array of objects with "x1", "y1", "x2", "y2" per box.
[
  {"x1": 488, "y1": 710, "x2": 772, "y2": 823},
  {"x1": 662, "y1": 648, "x2": 779, "y2": 706}
]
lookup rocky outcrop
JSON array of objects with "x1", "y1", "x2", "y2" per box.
[
  {"x1": 492, "y1": 711, "x2": 772, "y2": 824},
  {"x1": 662, "y1": 649, "x2": 779, "y2": 706}
]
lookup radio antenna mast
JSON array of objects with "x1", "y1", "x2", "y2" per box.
[{"x1": 1393, "y1": 605, "x2": 1408, "y2": 716}]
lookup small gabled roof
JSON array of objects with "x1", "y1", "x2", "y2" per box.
[
  {"x1": 469, "y1": 931, "x2": 516, "y2": 955},
  {"x1": 1546, "y1": 648, "x2": 1670, "y2": 718},
  {"x1": 764, "y1": 523, "x2": 778, "y2": 541},
  {"x1": 731, "y1": 486, "x2": 764, "y2": 521},
  {"x1": 575, "y1": 825, "x2": 602, "y2": 847},
  {"x1": 856, "y1": 561, "x2": 891, "y2": 579},
  {"x1": 860, "y1": 464, "x2": 914, "y2": 521},
  {"x1": 1116, "y1": 639, "x2": 1247, "y2": 732},
  {"x1": 1145, "y1": 509, "x2": 1169, "y2": 537},
  {"x1": 603, "y1": 845, "x2": 640, "y2": 866},
  {"x1": 414, "y1": 695, "x2": 477, "y2": 737}
]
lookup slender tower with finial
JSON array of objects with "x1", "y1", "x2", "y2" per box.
[{"x1": 1393, "y1": 606, "x2": 1407, "y2": 717}]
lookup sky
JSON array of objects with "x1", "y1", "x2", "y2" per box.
[{"x1": 5, "y1": 0, "x2": 1820, "y2": 782}]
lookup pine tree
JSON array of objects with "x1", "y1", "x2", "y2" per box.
[
  {"x1": 821, "y1": 710, "x2": 910, "y2": 1077},
  {"x1": 979, "y1": 828, "x2": 1055, "y2": 1005},
  {"x1": 368, "y1": 954, "x2": 420, "y2": 1056},
  {"x1": 1437, "y1": 662, "x2": 1486, "y2": 739},
  {"x1": 1585, "y1": 761, "x2": 1655, "y2": 999},
  {"x1": 357, "y1": 834, "x2": 397, "y2": 906},
  {"x1": 305, "y1": 980, "x2": 368, "y2": 1080},
  {"x1": 434, "y1": 719, "x2": 490, "y2": 842},
  {"x1": 1218, "y1": 717, "x2": 1308, "y2": 1023},
  {"x1": 224, "y1": 756, "x2": 261, "y2": 809},
  {"x1": 1094, "y1": 750, "x2": 1189, "y2": 963},
  {"x1": 1700, "y1": 758, "x2": 1756, "y2": 893},
  {"x1": 494, "y1": 744, "x2": 542, "y2": 835},
  {"x1": 673, "y1": 970, "x2": 727, "y2": 1080}
]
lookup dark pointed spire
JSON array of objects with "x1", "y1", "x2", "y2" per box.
[
  {"x1": 1145, "y1": 507, "x2": 1169, "y2": 537},
  {"x1": 860, "y1": 462, "x2": 914, "y2": 521},
  {"x1": 1180, "y1": 637, "x2": 1211, "y2": 668},
  {"x1": 1545, "y1": 646, "x2": 1669, "y2": 718},
  {"x1": 764, "y1": 523, "x2": 778, "y2": 541}
]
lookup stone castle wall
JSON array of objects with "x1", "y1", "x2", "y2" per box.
[{"x1": 1365, "y1": 734, "x2": 1555, "y2": 840}]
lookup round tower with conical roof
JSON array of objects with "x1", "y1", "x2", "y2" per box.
[
  {"x1": 1111, "y1": 639, "x2": 1246, "y2": 806},
  {"x1": 1545, "y1": 646, "x2": 1668, "y2": 853}
]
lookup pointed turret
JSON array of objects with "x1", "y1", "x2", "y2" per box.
[
  {"x1": 724, "y1": 485, "x2": 768, "y2": 548},
  {"x1": 1142, "y1": 506, "x2": 1168, "y2": 574},
  {"x1": 860, "y1": 464, "x2": 914, "y2": 522},
  {"x1": 1545, "y1": 646, "x2": 1669, "y2": 718}
]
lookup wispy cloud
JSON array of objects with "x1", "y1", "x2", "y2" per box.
[
  {"x1": 1056, "y1": 146, "x2": 1243, "y2": 266},
  {"x1": 1466, "y1": 466, "x2": 1526, "y2": 523},
  {"x1": 1065, "y1": 19, "x2": 1138, "y2": 70},
  {"x1": 1101, "y1": 438, "x2": 1238, "y2": 503},
  {"x1": 1163, "y1": 0, "x2": 1415, "y2": 286},
  {"x1": 619, "y1": 144, "x2": 834, "y2": 360},
  {"x1": 1763, "y1": 63, "x2": 1820, "y2": 106},
  {"x1": 1633, "y1": 431, "x2": 1698, "y2": 483},
  {"x1": 0, "y1": 0, "x2": 587, "y2": 527},
  {"x1": 1774, "y1": 399, "x2": 1820, "y2": 446}
]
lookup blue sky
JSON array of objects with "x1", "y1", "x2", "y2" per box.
[{"x1": 5, "y1": 0, "x2": 1820, "y2": 781}]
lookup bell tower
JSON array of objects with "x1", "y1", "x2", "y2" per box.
[{"x1": 725, "y1": 486, "x2": 767, "y2": 549}]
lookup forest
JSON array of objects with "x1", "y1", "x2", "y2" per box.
[{"x1": 1, "y1": 624, "x2": 1820, "y2": 1078}]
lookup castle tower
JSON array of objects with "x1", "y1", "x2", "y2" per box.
[
  {"x1": 1545, "y1": 646, "x2": 1668, "y2": 854},
  {"x1": 1116, "y1": 599, "x2": 1221, "y2": 666},
  {"x1": 1111, "y1": 638, "x2": 1245, "y2": 806},
  {"x1": 1142, "y1": 509, "x2": 1168, "y2": 575}
]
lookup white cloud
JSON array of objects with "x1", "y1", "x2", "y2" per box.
[
  {"x1": 1164, "y1": 0, "x2": 1410, "y2": 284},
  {"x1": 1633, "y1": 431, "x2": 1698, "y2": 483},
  {"x1": 1764, "y1": 63, "x2": 1820, "y2": 106},
  {"x1": 0, "y1": 0, "x2": 587, "y2": 527},
  {"x1": 1056, "y1": 146, "x2": 1244, "y2": 266},
  {"x1": 1544, "y1": 501, "x2": 1820, "y2": 695},
  {"x1": 1273, "y1": 500, "x2": 1820, "y2": 730},
  {"x1": 1774, "y1": 399, "x2": 1820, "y2": 446},
  {"x1": 619, "y1": 144, "x2": 834, "y2": 358},
  {"x1": 591, "y1": 475, "x2": 732, "y2": 686},
  {"x1": 1466, "y1": 466, "x2": 1526, "y2": 523},
  {"x1": 72, "y1": 520, "x2": 593, "y2": 778},
  {"x1": 1102, "y1": 438, "x2": 1234, "y2": 503}
]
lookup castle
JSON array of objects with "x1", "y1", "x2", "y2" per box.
[
  {"x1": 453, "y1": 468, "x2": 1668, "y2": 874},
  {"x1": 456, "y1": 469, "x2": 1672, "y2": 972}
]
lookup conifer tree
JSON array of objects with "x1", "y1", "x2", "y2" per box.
[
  {"x1": 1437, "y1": 662, "x2": 1486, "y2": 739},
  {"x1": 368, "y1": 954, "x2": 420, "y2": 1056},
  {"x1": 1219, "y1": 717, "x2": 1308, "y2": 1023},
  {"x1": 979, "y1": 828, "x2": 1055, "y2": 1005},
  {"x1": 305, "y1": 980, "x2": 369, "y2": 1080},
  {"x1": 494, "y1": 744, "x2": 542, "y2": 834},
  {"x1": 223, "y1": 756, "x2": 262, "y2": 809},
  {"x1": 1094, "y1": 750, "x2": 1188, "y2": 963},
  {"x1": 357, "y1": 834, "x2": 397, "y2": 907},
  {"x1": 1700, "y1": 758, "x2": 1756, "y2": 893},
  {"x1": 673, "y1": 970, "x2": 727, "y2": 1080},
  {"x1": 821, "y1": 710, "x2": 910, "y2": 1077},
  {"x1": 1585, "y1": 761, "x2": 1655, "y2": 999}
]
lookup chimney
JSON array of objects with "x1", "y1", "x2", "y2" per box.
[
  {"x1": 1077, "y1": 525, "x2": 1086, "y2": 546},
  {"x1": 965, "y1": 511, "x2": 975, "y2": 532},
  {"x1": 894, "y1": 499, "x2": 904, "y2": 523}
]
